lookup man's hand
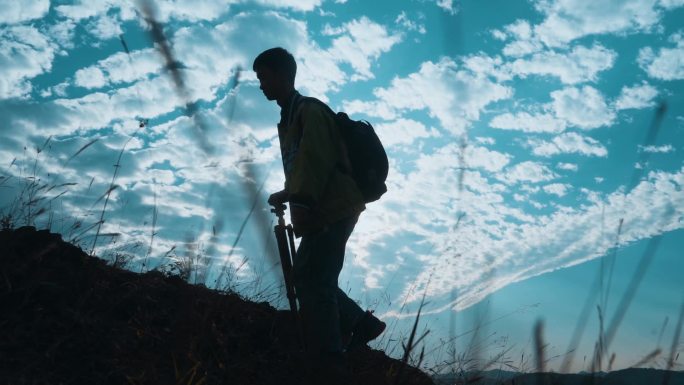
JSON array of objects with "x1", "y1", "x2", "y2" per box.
[{"x1": 268, "y1": 190, "x2": 289, "y2": 207}]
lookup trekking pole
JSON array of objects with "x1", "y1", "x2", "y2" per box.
[{"x1": 271, "y1": 203, "x2": 305, "y2": 350}]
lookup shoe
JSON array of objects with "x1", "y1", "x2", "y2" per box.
[{"x1": 347, "y1": 310, "x2": 386, "y2": 351}]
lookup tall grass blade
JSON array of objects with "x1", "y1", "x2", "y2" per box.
[
  {"x1": 37, "y1": 135, "x2": 52, "y2": 154},
  {"x1": 657, "y1": 316, "x2": 670, "y2": 348},
  {"x1": 628, "y1": 101, "x2": 667, "y2": 191},
  {"x1": 602, "y1": 218, "x2": 623, "y2": 315},
  {"x1": 142, "y1": 188, "x2": 158, "y2": 273},
  {"x1": 631, "y1": 348, "x2": 661, "y2": 368},
  {"x1": 534, "y1": 319, "x2": 545, "y2": 378},
  {"x1": 213, "y1": 168, "x2": 269, "y2": 288},
  {"x1": 66, "y1": 138, "x2": 99, "y2": 165},
  {"x1": 663, "y1": 294, "x2": 684, "y2": 385},
  {"x1": 138, "y1": 0, "x2": 213, "y2": 154},
  {"x1": 601, "y1": 235, "x2": 663, "y2": 362},
  {"x1": 560, "y1": 268, "x2": 602, "y2": 373},
  {"x1": 394, "y1": 281, "x2": 429, "y2": 385},
  {"x1": 90, "y1": 139, "x2": 131, "y2": 256},
  {"x1": 119, "y1": 34, "x2": 131, "y2": 55}
]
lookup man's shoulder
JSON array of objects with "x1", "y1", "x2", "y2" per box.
[{"x1": 296, "y1": 96, "x2": 334, "y2": 119}]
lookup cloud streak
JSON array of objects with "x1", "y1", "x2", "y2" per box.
[{"x1": 401, "y1": 166, "x2": 684, "y2": 311}]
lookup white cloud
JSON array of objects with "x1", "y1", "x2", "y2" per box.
[
  {"x1": 327, "y1": 16, "x2": 403, "y2": 81},
  {"x1": 535, "y1": 0, "x2": 661, "y2": 46},
  {"x1": 638, "y1": 32, "x2": 684, "y2": 80},
  {"x1": 659, "y1": 0, "x2": 684, "y2": 8},
  {"x1": 557, "y1": 162, "x2": 578, "y2": 171},
  {"x1": 502, "y1": 38, "x2": 544, "y2": 57},
  {"x1": 321, "y1": 23, "x2": 346, "y2": 36},
  {"x1": 499, "y1": 0, "x2": 667, "y2": 55},
  {"x1": 403, "y1": 166, "x2": 684, "y2": 310},
  {"x1": 0, "y1": 25, "x2": 55, "y2": 99},
  {"x1": 501, "y1": 20, "x2": 544, "y2": 56},
  {"x1": 507, "y1": 44, "x2": 616, "y2": 84},
  {"x1": 5, "y1": 11, "x2": 400, "y2": 142},
  {"x1": 0, "y1": 0, "x2": 50, "y2": 24},
  {"x1": 55, "y1": 0, "x2": 244, "y2": 23},
  {"x1": 395, "y1": 12, "x2": 426, "y2": 34},
  {"x1": 551, "y1": 86, "x2": 615, "y2": 129},
  {"x1": 374, "y1": 118, "x2": 437, "y2": 147},
  {"x1": 178, "y1": 12, "x2": 398, "y2": 98},
  {"x1": 543, "y1": 183, "x2": 570, "y2": 197},
  {"x1": 55, "y1": 0, "x2": 322, "y2": 25},
  {"x1": 466, "y1": 146, "x2": 512, "y2": 173},
  {"x1": 506, "y1": 19, "x2": 533, "y2": 40},
  {"x1": 499, "y1": 161, "x2": 557, "y2": 184},
  {"x1": 491, "y1": 29, "x2": 507, "y2": 41},
  {"x1": 462, "y1": 54, "x2": 512, "y2": 81},
  {"x1": 340, "y1": 99, "x2": 396, "y2": 120},
  {"x1": 71, "y1": 48, "x2": 162, "y2": 89},
  {"x1": 172, "y1": 12, "x2": 399, "y2": 100},
  {"x1": 86, "y1": 14, "x2": 123, "y2": 40},
  {"x1": 434, "y1": 0, "x2": 458, "y2": 14},
  {"x1": 55, "y1": 0, "x2": 131, "y2": 21},
  {"x1": 490, "y1": 111, "x2": 566, "y2": 133},
  {"x1": 640, "y1": 144, "x2": 675, "y2": 153},
  {"x1": 345, "y1": 58, "x2": 513, "y2": 135},
  {"x1": 475, "y1": 137, "x2": 496, "y2": 145},
  {"x1": 74, "y1": 67, "x2": 108, "y2": 89},
  {"x1": 530, "y1": 132, "x2": 608, "y2": 157},
  {"x1": 255, "y1": 0, "x2": 323, "y2": 11},
  {"x1": 615, "y1": 81, "x2": 659, "y2": 110},
  {"x1": 46, "y1": 20, "x2": 78, "y2": 50},
  {"x1": 49, "y1": 80, "x2": 181, "y2": 134}
]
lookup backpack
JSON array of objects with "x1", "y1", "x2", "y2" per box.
[{"x1": 299, "y1": 97, "x2": 388, "y2": 203}]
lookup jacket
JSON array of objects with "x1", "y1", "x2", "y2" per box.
[{"x1": 277, "y1": 91, "x2": 365, "y2": 232}]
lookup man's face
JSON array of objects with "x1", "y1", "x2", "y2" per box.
[{"x1": 255, "y1": 67, "x2": 280, "y2": 101}]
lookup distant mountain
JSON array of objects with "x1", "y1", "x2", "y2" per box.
[
  {"x1": 0, "y1": 226, "x2": 435, "y2": 385},
  {"x1": 433, "y1": 368, "x2": 683, "y2": 385},
  {"x1": 432, "y1": 369, "x2": 519, "y2": 384}
]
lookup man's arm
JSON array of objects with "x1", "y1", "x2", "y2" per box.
[
  {"x1": 268, "y1": 189, "x2": 289, "y2": 206},
  {"x1": 287, "y1": 102, "x2": 339, "y2": 208}
]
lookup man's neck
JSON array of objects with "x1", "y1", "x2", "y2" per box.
[{"x1": 277, "y1": 89, "x2": 297, "y2": 109}]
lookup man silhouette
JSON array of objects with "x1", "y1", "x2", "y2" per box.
[{"x1": 253, "y1": 47, "x2": 386, "y2": 383}]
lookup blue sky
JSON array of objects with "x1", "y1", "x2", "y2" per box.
[{"x1": 1, "y1": 0, "x2": 683, "y2": 374}]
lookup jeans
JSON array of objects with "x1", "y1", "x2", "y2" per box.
[{"x1": 293, "y1": 214, "x2": 365, "y2": 354}]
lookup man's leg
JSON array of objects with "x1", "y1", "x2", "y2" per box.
[
  {"x1": 293, "y1": 215, "x2": 360, "y2": 382},
  {"x1": 293, "y1": 215, "x2": 358, "y2": 352},
  {"x1": 338, "y1": 287, "x2": 365, "y2": 344}
]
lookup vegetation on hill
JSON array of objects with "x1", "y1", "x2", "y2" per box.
[{"x1": 0, "y1": 226, "x2": 435, "y2": 385}]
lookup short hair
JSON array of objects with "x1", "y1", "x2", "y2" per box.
[{"x1": 252, "y1": 47, "x2": 297, "y2": 85}]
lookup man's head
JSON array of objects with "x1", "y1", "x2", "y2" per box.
[{"x1": 253, "y1": 47, "x2": 296, "y2": 102}]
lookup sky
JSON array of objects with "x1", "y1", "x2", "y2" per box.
[{"x1": 1, "y1": 0, "x2": 683, "y2": 374}]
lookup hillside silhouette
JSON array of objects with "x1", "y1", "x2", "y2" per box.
[
  {"x1": 433, "y1": 368, "x2": 684, "y2": 385},
  {"x1": 0, "y1": 226, "x2": 435, "y2": 385}
]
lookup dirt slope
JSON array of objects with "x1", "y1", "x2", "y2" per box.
[{"x1": 0, "y1": 226, "x2": 434, "y2": 385}]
